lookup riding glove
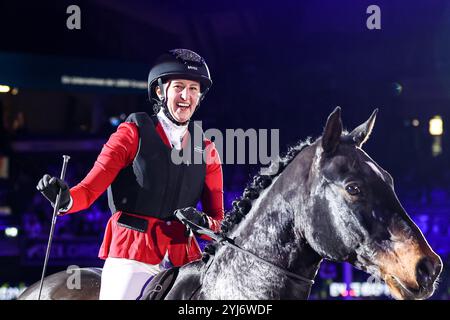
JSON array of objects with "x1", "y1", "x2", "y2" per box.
[
  {"x1": 36, "y1": 174, "x2": 71, "y2": 212},
  {"x1": 175, "y1": 207, "x2": 209, "y2": 229}
]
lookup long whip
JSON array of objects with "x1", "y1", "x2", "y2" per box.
[{"x1": 37, "y1": 155, "x2": 70, "y2": 300}]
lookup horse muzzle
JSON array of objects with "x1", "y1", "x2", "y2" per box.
[{"x1": 384, "y1": 255, "x2": 442, "y2": 300}]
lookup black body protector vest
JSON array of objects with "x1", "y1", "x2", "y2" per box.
[{"x1": 107, "y1": 112, "x2": 206, "y2": 220}]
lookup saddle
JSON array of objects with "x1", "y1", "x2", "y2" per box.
[{"x1": 143, "y1": 267, "x2": 180, "y2": 300}]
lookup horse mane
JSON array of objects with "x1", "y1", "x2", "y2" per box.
[{"x1": 203, "y1": 137, "x2": 313, "y2": 260}]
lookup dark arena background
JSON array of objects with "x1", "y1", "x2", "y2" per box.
[{"x1": 0, "y1": 0, "x2": 449, "y2": 301}]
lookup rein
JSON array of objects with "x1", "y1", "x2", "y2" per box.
[{"x1": 175, "y1": 211, "x2": 315, "y2": 286}]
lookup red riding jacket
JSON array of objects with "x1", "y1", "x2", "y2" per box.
[{"x1": 64, "y1": 120, "x2": 224, "y2": 267}]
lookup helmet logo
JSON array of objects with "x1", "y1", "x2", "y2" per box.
[{"x1": 187, "y1": 65, "x2": 198, "y2": 70}]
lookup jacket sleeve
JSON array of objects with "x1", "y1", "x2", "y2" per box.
[
  {"x1": 200, "y1": 140, "x2": 224, "y2": 239},
  {"x1": 65, "y1": 122, "x2": 139, "y2": 214}
]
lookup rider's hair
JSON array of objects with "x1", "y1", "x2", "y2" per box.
[{"x1": 152, "y1": 82, "x2": 168, "y2": 114}]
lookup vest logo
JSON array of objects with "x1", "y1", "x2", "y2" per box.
[{"x1": 187, "y1": 65, "x2": 198, "y2": 70}]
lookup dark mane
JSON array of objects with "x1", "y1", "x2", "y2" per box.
[
  {"x1": 220, "y1": 137, "x2": 312, "y2": 235},
  {"x1": 214, "y1": 131, "x2": 356, "y2": 240},
  {"x1": 202, "y1": 138, "x2": 313, "y2": 259}
]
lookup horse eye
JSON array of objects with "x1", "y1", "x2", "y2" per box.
[{"x1": 345, "y1": 184, "x2": 361, "y2": 196}]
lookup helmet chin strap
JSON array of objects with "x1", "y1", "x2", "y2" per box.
[{"x1": 158, "y1": 78, "x2": 189, "y2": 126}]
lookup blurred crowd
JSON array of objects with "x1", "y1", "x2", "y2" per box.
[{"x1": 0, "y1": 93, "x2": 449, "y2": 299}]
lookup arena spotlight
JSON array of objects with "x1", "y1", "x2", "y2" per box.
[
  {"x1": 429, "y1": 116, "x2": 443, "y2": 136},
  {"x1": 109, "y1": 117, "x2": 120, "y2": 127},
  {"x1": 5, "y1": 227, "x2": 18, "y2": 238},
  {"x1": 0, "y1": 85, "x2": 11, "y2": 93},
  {"x1": 109, "y1": 114, "x2": 127, "y2": 127}
]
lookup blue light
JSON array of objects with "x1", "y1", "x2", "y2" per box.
[{"x1": 109, "y1": 117, "x2": 120, "y2": 127}]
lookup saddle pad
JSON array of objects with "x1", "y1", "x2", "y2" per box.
[{"x1": 144, "y1": 267, "x2": 179, "y2": 300}]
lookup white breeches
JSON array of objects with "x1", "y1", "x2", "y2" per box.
[{"x1": 99, "y1": 257, "x2": 168, "y2": 300}]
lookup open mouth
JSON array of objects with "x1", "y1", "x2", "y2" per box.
[
  {"x1": 385, "y1": 275, "x2": 432, "y2": 300},
  {"x1": 176, "y1": 102, "x2": 191, "y2": 110}
]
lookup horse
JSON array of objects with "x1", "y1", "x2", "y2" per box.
[{"x1": 19, "y1": 107, "x2": 442, "y2": 300}]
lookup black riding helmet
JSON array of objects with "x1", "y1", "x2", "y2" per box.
[{"x1": 148, "y1": 49, "x2": 212, "y2": 125}]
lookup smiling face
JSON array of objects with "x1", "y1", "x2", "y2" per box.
[
  {"x1": 303, "y1": 108, "x2": 443, "y2": 300},
  {"x1": 156, "y1": 79, "x2": 201, "y2": 123}
]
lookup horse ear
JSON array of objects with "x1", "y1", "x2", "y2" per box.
[
  {"x1": 349, "y1": 109, "x2": 378, "y2": 147},
  {"x1": 322, "y1": 106, "x2": 343, "y2": 154}
]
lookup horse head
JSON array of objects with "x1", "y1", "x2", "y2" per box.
[{"x1": 300, "y1": 107, "x2": 442, "y2": 300}]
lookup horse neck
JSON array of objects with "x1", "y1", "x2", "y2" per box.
[{"x1": 206, "y1": 144, "x2": 323, "y2": 299}]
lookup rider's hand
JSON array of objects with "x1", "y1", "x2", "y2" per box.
[
  {"x1": 36, "y1": 174, "x2": 71, "y2": 212},
  {"x1": 175, "y1": 207, "x2": 209, "y2": 229}
]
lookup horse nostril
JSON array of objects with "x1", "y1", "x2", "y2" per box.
[
  {"x1": 433, "y1": 259, "x2": 443, "y2": 279},
  {"x1": 416, "y1": 257, "x2": 438, "y2": 288}
]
